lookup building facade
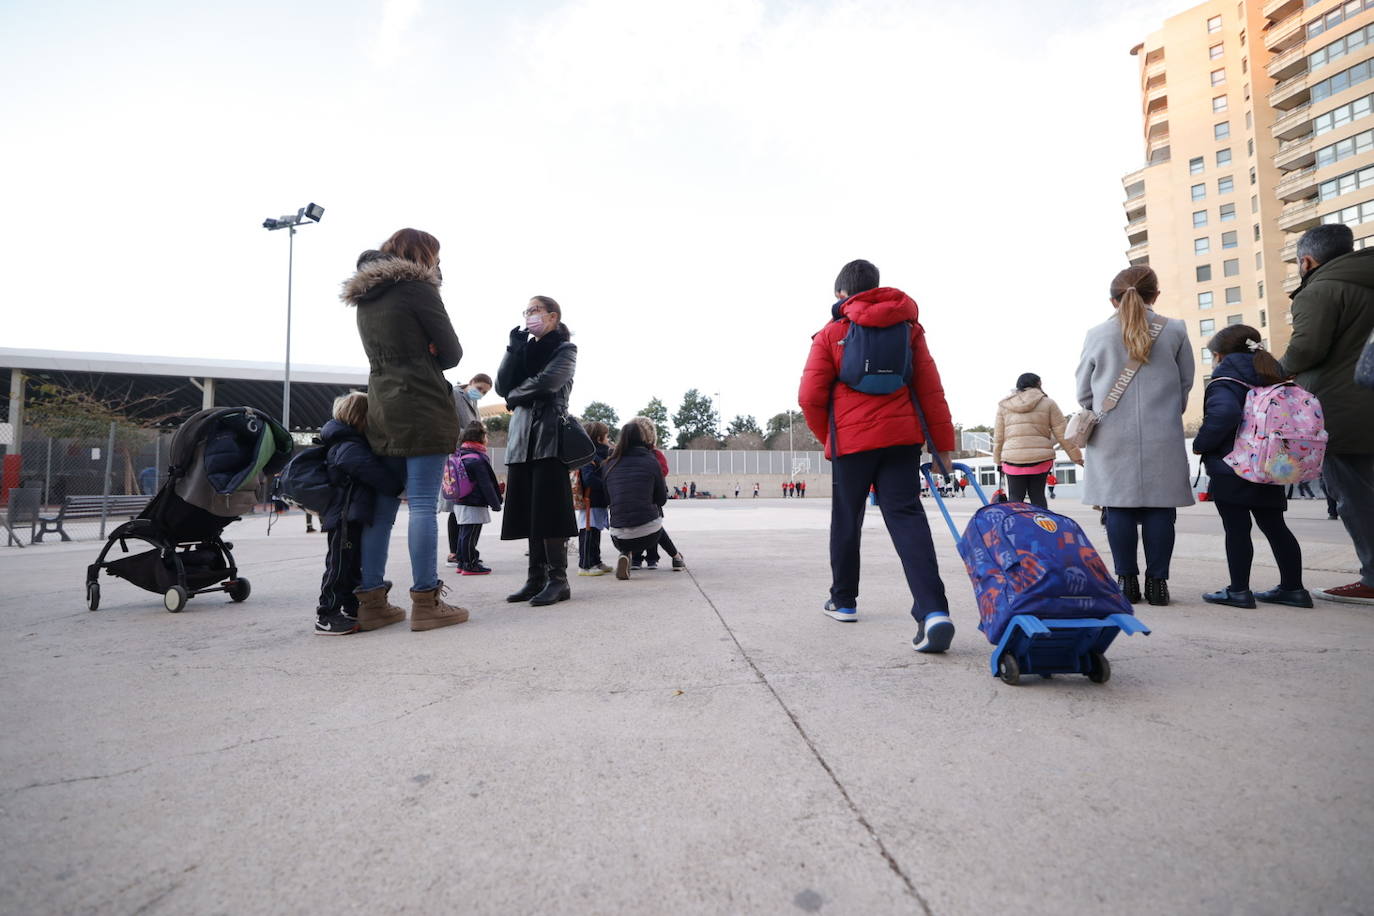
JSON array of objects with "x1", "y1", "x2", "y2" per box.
[{"x1": 1121, "y1": 0, "x2": 1374, "y2": 424}]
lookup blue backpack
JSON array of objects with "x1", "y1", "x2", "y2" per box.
[
  {"x1": 837, "y1": 321, "x2": 913, "y2": 394},
  {"x1": 277, "y1": 445, "x2": 333, "y2": 514}
]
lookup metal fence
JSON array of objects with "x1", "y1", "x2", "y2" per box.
[{"x1": 482, "y1": 448, "x2": 829, "y2": 477}]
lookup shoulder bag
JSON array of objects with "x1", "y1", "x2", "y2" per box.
[
  {"x1": 558, "y1": 413, "x2": 596, "y2": 469},
  {"x1": 1065, "y1": 314, "x2": 1167, "y2": 449}
]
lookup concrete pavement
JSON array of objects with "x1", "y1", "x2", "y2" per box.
[{"x1": 1, "y1": 497, "x2": 1370, "y2": 914}]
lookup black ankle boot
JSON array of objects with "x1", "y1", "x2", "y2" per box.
[
  {"x1": 1118, "y1": 575, "x2": 1142, "y2": 604},
  {"x1": 507, "y1": 539, "x2": 548, "y2": 602},
  {"x1": 1145, "y1": 576, "x2": 1170, "y2": 606},
  {"x1": 531, "y1": 538, "x2": 571, "y2": 606}
]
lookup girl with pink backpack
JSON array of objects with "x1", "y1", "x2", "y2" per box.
[{"x1": 1192, "y1": 326, "x2": 1313, "y2": 608}]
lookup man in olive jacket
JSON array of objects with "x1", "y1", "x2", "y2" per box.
[{"x1": 1283, "y1": 224, "x2": 1374, "y2": 604}]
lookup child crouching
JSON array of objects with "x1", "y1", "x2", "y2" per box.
[
  {"x1": 453, "y1": 422, "x2": 503, "y2": 574},
  {"x1": 316, "y1": 393, "x2": 405, "y2": 634}
]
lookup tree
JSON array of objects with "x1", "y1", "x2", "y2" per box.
[
  {"x1": 764, "y1": 410, "x2": 821, "y2": 451},
  {"x1": 965, "y1": 424, "x2": 994, "y2": 433},
  {"x1": 672, "y1": 389, "x2": 720, "y2": 449},
  {"x1": 687, "y1": 434, "x2": 723, "y2": 450},
  {"x1": 726, "y1": 414, "x2": 762, "y2": 437},
  {"x1": 483, "y1": 413, "x2": 510, "y2": 447},
  {"x1": 725, "y1": 431, "x2": 764, "y2": 450},
  {"x1": 636, "y1": 397, "x2": 671, "y2": 448},
  {"x1": 581, "y1": 401, "x2": 620, "y2": 440}
]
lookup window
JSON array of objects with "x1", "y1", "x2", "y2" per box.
[
  {"x1": 1201, "y1": 348, "x2": 1214, "y2": 365},
  {"x1": 1308, "y1": 23, "x2": 1374, "y2": 74},
  {"x1": 1255, "y1": 251, "x2": 1263, "y2": 268},
  {"x1": 1208, "y1": 15, "x2": 1222, "y2": 34},
  {"x1": 1225, "y1": 287, "x2": 1241, "y2": 304},
  {"x1": 1217, "y1": 148, "x2": 1232, "y2": 166},
  {"x1": 1213, "y1": 95, "x2": 1228, "y2": 112},
  {"x1": 1260, "y1": 308, "x2": 1267, "y2": 327},
  {"x1": 1318, "y1": 164, "x2": 1374, "y2": 201},
  {"x1": 1242, "y1": 55, "x2": 1248, "y2": 74},
  {"x1": 1215, "y1": 121, "x2": 1230, "y2": 140},
  {"x1": 1316, "y1": 128, "x2": 1374, "y2": 169},
  {"x1": 1247, "y1": 138, "x2": 1254, "y2": 157},
  {"x1": 1221, "y1": 230, "x2": 1238, "y2": 249},
  {"x1": 1311, "y1": 57, "x2": 1374, "y2": 103},
  {"x1": 1314, "y1": 92, "x2": 1374, "y2": 136},
  {"x1": 1227, "y1": 313, "x2": 1243, "y2": 325},
  {"x1": 1220, "y1": 202, "x2": 1236, "y2": 221},
  {"x1": 1254, "y1": 222, "x2": 1262, "y2": 240},
  {"x1": 1219, "y1": 176, "x2": 1234, "y2": 194},
  {"x1": 1199, "y1": 291, "x2": 1214, "y2": 309},
  {"x1": 1224, "y1": 258, "x2": 1239, "y2": 276},
  {"x1": 1193, "y1": 209, "x2": 1209, "y2": 227},
  {"x1": 1200, "y1": 318, "x2": 1216, "y2": 334},
  {"x1": 1196, "y1": 264, "x2": 1212, "y2": 281},
  {"x1": 1245, "y1": 110, "x2": 1252, "y2": 130},
  {"x1": 1320, "y1": 198, "x2": 1374, "y2": 228},
  {"x1": 1210, "y1": 42, "x2": 1224, "y2": 59},
  {"x1": 1192, "y1": 183, "x2": 1207, "y2": 200},
  {"x1": 1258, "y1": 281, "x2": 1265, "y2": 299},
  {"x1": 1195, "y1": 237, "x2": 1211, "y2": 255},
  {"x1": 1249, "y1": 166, "x2": 1256, "y2": 185},
  {"x1": 1210, "y1": 68, "x2": 1226, "y2": 87},
  {"x1": 1309, "y1": 0, "x2": 1374, "y2": 40},
  {"x1": 1252, "y1": 194, "x2": 1259, "y2": 213},
  {"x1": 1190, "y1": 156, "x2": 1205, "y2": 174}
]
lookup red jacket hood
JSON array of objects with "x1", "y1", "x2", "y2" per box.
[{"x1": 841, "y1": 287, "x2": 918, "y2": 327}]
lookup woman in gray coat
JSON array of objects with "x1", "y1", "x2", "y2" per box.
[
  {"x1": 497, "y1": 296, "x2": 578, "y2": 607},
  {"x1": 1075, "y1": 265, "x2": 1195, "y2": 606}
]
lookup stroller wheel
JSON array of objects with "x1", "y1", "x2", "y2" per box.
[
  {"x1": 997, "y1": 652, "x2": 1021, "y2": 686},
  {"x1": 164, "y1": 585, "x2": 189, "y2": 613},
  {"x1": 227, "y1": 578, "x2": 251, "y2": 602},
  {"x1": 86, "y1": 582, "x2": 100, "y2": 612}
]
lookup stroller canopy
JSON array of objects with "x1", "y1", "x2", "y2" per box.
[{"x1": 169, "y1": 407, "x2": 292, "y2": 515}]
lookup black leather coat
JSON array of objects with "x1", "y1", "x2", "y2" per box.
[{"x1": 497, "y1": 326, "x2": 577, "y2": 465}]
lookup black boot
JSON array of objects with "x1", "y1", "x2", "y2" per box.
[
  {"x1": 531, "y1": 538, "x2": 571, "y2": 606},
  {"x1": 507, "y1": 538, "x2": 548, "y2": 602},
  {"x1": 1118, "y1": 575, "x2": 1142, "y2": 604},
  {"x1": 1144, "y1": 576, "x2": 1170, "y2": 606}
]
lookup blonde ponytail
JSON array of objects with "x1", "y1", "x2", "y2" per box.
[{"x1": 1109, "y1": 265, "x2": 1160, "y2": 364}]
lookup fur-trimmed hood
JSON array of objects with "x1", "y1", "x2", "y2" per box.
[{"x1": 340, "y1": 250, "x2": 442, "y2": 306}]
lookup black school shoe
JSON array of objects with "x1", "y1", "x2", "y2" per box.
[
  {"x1": 315, "y1": 611, "x2": 360, "y2": 635},
  {"x1": 1144, "y1": 577, "x2": 1170, "y2": 606},
  {"x1": 1254, "y1": 587, "x2": 1314, "y2": 608},
  {"x1": 1203, "y1": 586, "x2": 1257, "y2": 609}
]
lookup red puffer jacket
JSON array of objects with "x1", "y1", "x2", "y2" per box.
[{"x1": 798, "y1": 287, "x2": 956, "y2": 460}]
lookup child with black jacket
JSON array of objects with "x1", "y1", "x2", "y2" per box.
[
  {"x1": 315, "y1": 394, "x2": 405, "y2": 634},
  {"x1": 453, "y1": 422, "x2": 503, "y2": 575},
  {"x1": 1193, "y1": 325, "x2": 1311, "y2": 608}
]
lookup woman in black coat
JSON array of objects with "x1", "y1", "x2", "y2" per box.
[
  {"x1": 497, "y1": 296, "x2": 578, "y2": 606},
  {"x1": 1193, "y1": 325, "x2": 1310, "y2": 608}
]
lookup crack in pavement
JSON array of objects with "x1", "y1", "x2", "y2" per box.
[{"x1": 683, "y1": 567, "x2": 933, "y2": 915}]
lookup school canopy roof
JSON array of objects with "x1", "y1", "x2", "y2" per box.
[{"x1": 1, "y1": 347, "x2": 369, "y2": 432}]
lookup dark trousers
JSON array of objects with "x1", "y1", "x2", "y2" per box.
[
  {"x1": 1104, "y1": 507, "x2": 1177, "y2": 579},
  {"x1": 579, "y1": 527, "x2": 604, "y2": 568},
  {"x1": 317, "y1": 521, "x2": 362, "y2": 614},
  {"x1": 614, "y1": 532, "x2": 661, "y2": 556},
  {"x1": 631, "y1": 528, "x2": 678, "y2": 564},
  {"x1": 447, "y1": 513, "x2": 459, "y2": 555},
  {"x1": 1325, "y1": 453, "x2": 1374, "y2": 585},
  {"x1": 456, "y1": 523, "x2": 482, "y2": 567},
  {"x1": 1213, "y1": 502, "x2": 1303, "y2": 590},
  {"x1": 1007, "y1": 473, "x2": 1049, "y2": 509},
  {"x1": 830, "y1": 444, "x2": 948, "y2": 620}
]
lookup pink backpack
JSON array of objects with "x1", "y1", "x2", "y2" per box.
[
  {"x1": 441, "y1": 452, "x2": 476, "y2": 501},
  {"x1": 1219, "y1": 380, "x2": 1328, "y2": 485}
]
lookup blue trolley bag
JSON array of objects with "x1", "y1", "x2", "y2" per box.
[{"x1": 958, "y1": 503, "x2": 1133, "y2": 644}]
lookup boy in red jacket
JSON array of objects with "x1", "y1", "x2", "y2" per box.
[{"x1": 798, "y1": 259, "x2": 958, "y2": 653}]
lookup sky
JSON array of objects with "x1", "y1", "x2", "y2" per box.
[{"x1": 1, "y1": 0, "x2": 1186, "y2": 435}]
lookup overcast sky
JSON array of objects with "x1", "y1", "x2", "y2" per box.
[{"x1": 2, "y1": 0, "x2": 1185, "y2": 433}]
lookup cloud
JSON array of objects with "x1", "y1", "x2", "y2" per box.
[{"x1": 371, "y1": 0, "x2": 423, "y2": 68}]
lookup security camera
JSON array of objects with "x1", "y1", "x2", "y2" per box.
[
  {"x1": 262, "y1": 218, "x2": 279, "y2": 229},
  {"x1": 304, "y1": 203, "x2": 324, "y2": 222}
]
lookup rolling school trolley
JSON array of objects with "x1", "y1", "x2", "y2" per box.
[{"x1": 920, "y1": 462, "x2": 1150, "y2": 686}]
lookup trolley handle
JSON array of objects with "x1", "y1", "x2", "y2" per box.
[{"x1": 920, "y1": 461, "x2": 989, "y2": 543}]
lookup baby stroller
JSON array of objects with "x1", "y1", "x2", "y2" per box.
[{"x1": 85, "y1": 407, "x2": 292, "y2": 612}]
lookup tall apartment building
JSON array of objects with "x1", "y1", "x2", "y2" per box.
[{"x1": 1121, "y1": 0, "x2": 1374, "y2": 424}]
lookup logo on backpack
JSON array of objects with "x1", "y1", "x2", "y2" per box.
[
  {"x1": 837, "y1": 321, "x2": 913, "y2": 395},
  {"x1": 1032, "y1": 514, "x2": 1058, "y2": 533},
  {"x1": 442, "y1": 452, "x2": 477, "y2": 501},
  {"x1": 278, "y1": 445, "x2": 333, "y2": 514},
  {"x1": 1222, "y1": 382, "x2": 1327, "y2": 485}
]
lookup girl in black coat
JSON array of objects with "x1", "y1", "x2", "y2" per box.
[
  {"x1": 1193, "y1": 325, "x2": 1311, "y2": 608},
  {"x1": 604, "y1": 419, "x2": 686, "y2": 579}
]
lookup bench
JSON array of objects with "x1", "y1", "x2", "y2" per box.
[
  {"x1": 3, "y1": 487, "x2": 41, "y2": 547},
  {"x1": 35, "y1": 494, "x2": 148, "y2": 543}
]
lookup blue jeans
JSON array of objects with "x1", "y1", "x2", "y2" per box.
[{"x1": 359, "y1": 453, "x2": 447, "y2": 592}]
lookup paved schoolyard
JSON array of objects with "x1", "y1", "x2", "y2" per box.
[{"x1": 0, "y1": 497, "x2": 1370, "y2": 915}]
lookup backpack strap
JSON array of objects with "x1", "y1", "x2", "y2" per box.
[{"x1": 1207, "y1": 376, "x2": 1252, "y2": 389}]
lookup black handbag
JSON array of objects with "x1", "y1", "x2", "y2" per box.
[{"x1": 558, "y1": 414, "x2": 595, "y2": 469}]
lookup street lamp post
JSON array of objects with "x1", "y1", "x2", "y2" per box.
[{"x1": 262, "y1": 203, "x2": 324, "y2": 431}]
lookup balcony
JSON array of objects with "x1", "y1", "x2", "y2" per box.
[
  {"x1": 1145, "y1": 84, "x2": 1168, "y2": 109},
  {"x1": 1276, "y1": 166, "x2": 1320, "y2": 201},
  {"x1": 1269, "y1": 71, "x2": 1311, "y2": 109},
  {"x1": 1264, "y1": 11, "x2": 1305, "y2": 53},
  {"x1": 1126, "y1": 214, "x2": 1147, "y2": 230},
  {"x1": 1283, "y1": 273, "x2": 1301, "y2": 293},
  {"x1": 1271, "y1": 101, "x2": 1313, "y2": 141},
  {"x1": 1267, "y1": 41, "x2": 1308, "y2": 82},
  {"x1": 1281, "y1": 238, "x2": 1299, "y2": 261},
  {"x1": 1278, "y1": 198, "x2": 1321, "y2": 231},
  {"x1": 1127, "y1": 241, "x2": 1149, "y2": 264},
  {"x1": 1143, "y1": 57, "x2": 1165, "y2": 82},
  {"x1": 1263, "y1": 0, "x2": 1301, "y2": 20},
  {"x1": 1275, "y1": 135, "x2": 1316, "y2": 170},
  {"x1": 1146, "y1": 136, "x2": 1171, "y2": 163}
]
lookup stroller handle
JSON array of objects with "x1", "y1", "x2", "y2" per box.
[{"x1": 920, "y1": 461, "x2": 990, "y2": 543}]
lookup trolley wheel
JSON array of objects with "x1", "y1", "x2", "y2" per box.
[
  {"x1": 86, "y1": 582, "x2": 100, "y2": 612},
  {"x1": 997, "y1": 652, "x2": 1021, "y2": 686},
  {"x1": 1087, "y1": 651, "x2": 1111, "y2": 684},
  {"x1": 227, "y1": 578, "x2": 251, "y2": 603},
  {"x1": 164, "y1": 586, "x2": 189, "y2": 613}
]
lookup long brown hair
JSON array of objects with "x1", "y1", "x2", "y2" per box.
[
  {"x1": 381, "y1": 228, "x2": 440, "y2": 269},
  {"x1": 608, "y1": 419, "x2": 651, "y2": 466},
  {"x1": 1207, "y1": 324, "x2": 1287, "y2": 384},
  {"x1": 1109, "y1": 266, "x2": 1160, "y2": 363}
]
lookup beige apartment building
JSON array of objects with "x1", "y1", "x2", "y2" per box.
[{"x1": 1121, "y1": 0, "x2": 1374, "y2": 425}]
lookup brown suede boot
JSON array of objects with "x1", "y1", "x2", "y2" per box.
[
  {"x1": 410, "y1": 580, "x2": 469, "y2": 631},
  {"x1": 354, "y1": 581, "x2": 406, "y2": 631}
]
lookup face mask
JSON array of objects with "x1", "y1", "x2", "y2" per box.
[
  {"x1": 525, "y1": 314, "x2": 546, "y2": 334},
  {"x1": 466, "y1": 387, "x2": 482, "y2": 401}
]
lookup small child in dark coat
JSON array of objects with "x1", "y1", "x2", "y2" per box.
[
  {"x1": 1192, "y1": 325, "x2": 1311, "y2": 608},
  {"x1": 453, "y1": 422, "x2": 503, "y2": 575},
  {"x1": 316, "y1": 393, "x2": 405, "y2": 634}
]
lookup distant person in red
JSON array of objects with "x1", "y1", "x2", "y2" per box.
[
  {"x1": 799, "y1": 480, "x2": 807, "y2": 498},
  {"x1": 1047, "y1": 472, "x2": 1058, "y2": 500},
  {"x1": 753, "y1": 482, "x2": 760, "y2": 498},
  {"x1": 798, "y1": 259, "x2": 957, "y2": 653}
]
